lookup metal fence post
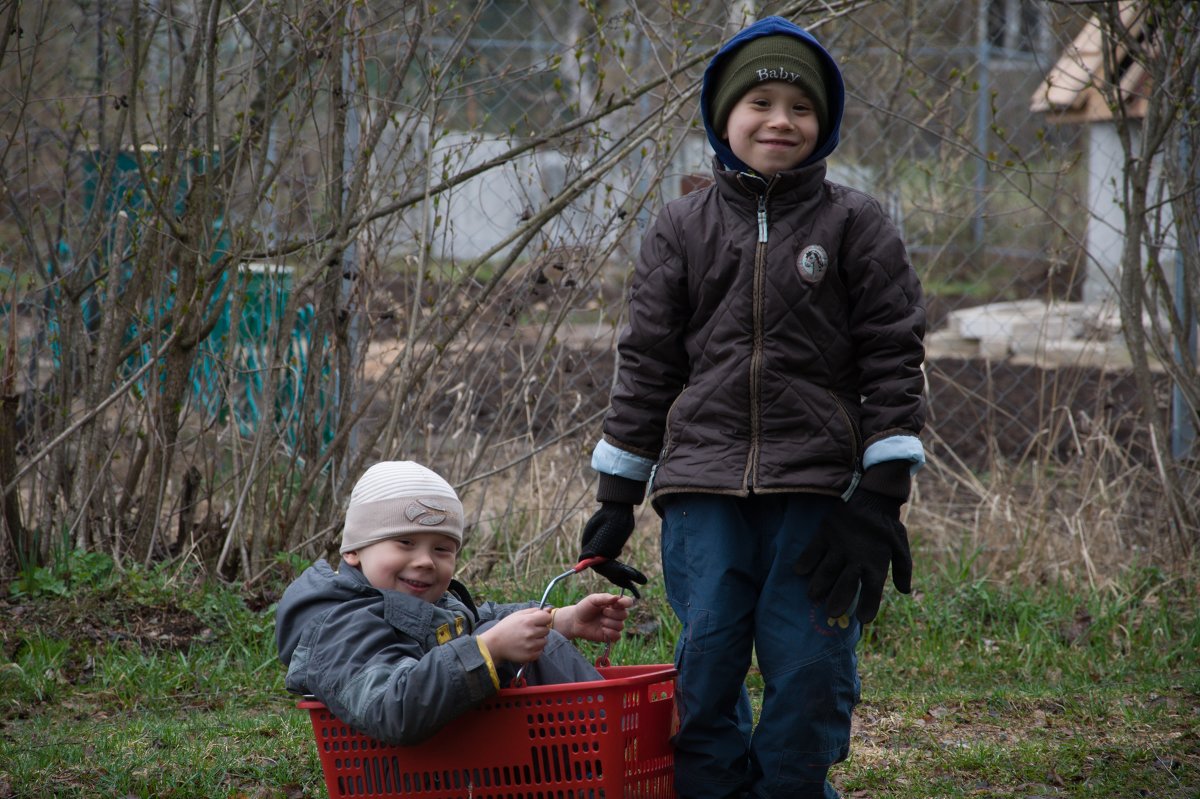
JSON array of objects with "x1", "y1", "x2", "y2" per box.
[
  {"x1": 973, "y1": 0, "x2": 991, "y2": 253},
  {"x1": 1172, "y1": 67, "x2": 1198, "y2": 461}
]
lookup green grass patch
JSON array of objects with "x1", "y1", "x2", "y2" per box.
[
  {"x1": 6, "y1": 704, "x2": 317, "y2": 798},
  {"x1": 1, "y1": 558, "x2": 1196, "y2": 798}
]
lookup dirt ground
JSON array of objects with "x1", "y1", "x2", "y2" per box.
[
  {"x1": 922, "y1": 355, "x2": 1160, "y2": 469},
  {"x1": 365, "y1": 267, "x2": 1163, "y2": 471},
  {"x1": 404, "y1": 329, "x2": 1163, "y2": 474}
]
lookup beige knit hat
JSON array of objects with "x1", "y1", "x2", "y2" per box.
[{"x1": 340, "y1": 461, "x2": 464, "y2": 553}]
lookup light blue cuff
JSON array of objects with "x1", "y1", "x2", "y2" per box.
[
  {"x1": 591, "y1": 439, "x2": 656, "y2": 481},
  {"x1": 863, "y1": 435, "x2": 925, "y2": 475}
]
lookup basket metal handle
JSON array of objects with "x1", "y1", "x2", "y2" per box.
[{"x1": 510, "y1": 557, "x2": 607, "y2": 687}]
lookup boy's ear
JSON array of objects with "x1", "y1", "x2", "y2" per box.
[{"x1": 341, "y1": 550, "x2": 360, "y2": 566}]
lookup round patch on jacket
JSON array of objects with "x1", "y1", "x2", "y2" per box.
[{"x1": 796, "y1": 245, "x2": 829, "y2": 284}]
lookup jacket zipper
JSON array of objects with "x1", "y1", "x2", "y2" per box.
[{"x1": 744, "y1": 191, "x2": 769, "y2": 491}]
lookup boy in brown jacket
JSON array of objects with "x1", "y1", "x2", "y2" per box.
[{"x1": 578, "y1": 15, "x2": 926, "y2": 799}]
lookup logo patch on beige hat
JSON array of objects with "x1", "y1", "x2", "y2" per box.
[{"x1": 406, "y1": 499, "x2": 450, "y2": 526}]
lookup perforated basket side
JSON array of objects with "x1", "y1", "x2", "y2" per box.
[
  {"x1": 609, "y1": 666, "x2": 676, "y2": 798},
  {"x1": 300, "y1": 664, "x2": 676, "y2": 799}
]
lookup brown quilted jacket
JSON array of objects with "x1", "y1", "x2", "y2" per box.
[{"x1": 602, "y1": 159, "x2": 926, "y2": 505}]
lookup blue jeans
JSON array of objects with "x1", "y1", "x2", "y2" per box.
[{"x1": 660, "y1": 493, "x2": 861, "y2": 799}]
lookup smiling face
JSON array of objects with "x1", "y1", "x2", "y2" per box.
[
  {"x1": 342, "y1": 532, "x2": 459, "y2": 602},
  {"x1": 722, "y1": 80, "x2": 821, "y2": 177}
]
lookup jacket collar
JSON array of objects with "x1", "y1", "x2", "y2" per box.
[{"x1": 713, "y1": 157, "x2": 828, "y2": 208}]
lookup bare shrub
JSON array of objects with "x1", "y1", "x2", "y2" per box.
[{"x1": 1, "y1": 0, "x2": 1196, "y2": 587}]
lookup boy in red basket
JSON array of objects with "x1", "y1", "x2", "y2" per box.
[{"x1": 277, "y1": 460, "x2": 635, "y2": 744}]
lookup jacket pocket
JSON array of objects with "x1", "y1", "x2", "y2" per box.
[
  {"x1": 659, "y1": 384, "x2": 690, "y2": 464},
  {"x1": 828, "y1": 390, "x2": 863, "y2": 468}
]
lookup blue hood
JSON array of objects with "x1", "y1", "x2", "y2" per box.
[{"x1": 700, "y1": 16, "x2": 845, "y2": 174}]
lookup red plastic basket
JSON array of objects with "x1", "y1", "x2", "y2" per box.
[{"x1": 299, "y1": 663, "x2": 677, "y2": 799}]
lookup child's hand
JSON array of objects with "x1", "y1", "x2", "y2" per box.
[
  {"x1": 477, "y1": 608, "x2": 553, "y2": 663},
  {"x1": 555, "y1": 593, "x2": 634, "y2": 643}
]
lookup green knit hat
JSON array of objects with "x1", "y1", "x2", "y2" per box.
[{"x1": 709, "y1": 34, "x2": 830, "y2": 138}]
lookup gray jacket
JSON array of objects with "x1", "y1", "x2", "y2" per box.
[{"x1": 275, "y1": 560, "x2": 535, "y2": 744}]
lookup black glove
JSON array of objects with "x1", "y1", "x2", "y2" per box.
[
  {"x1": 580, "y1": 502, "x2": 648, "y2": 598},
  {"x1": 793, "y1": 487, "x2": 912, "y2": 624}
]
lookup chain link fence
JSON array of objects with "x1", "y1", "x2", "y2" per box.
[{"x1": 1, "y1": 0, "x2": 1196, "y2": 584}]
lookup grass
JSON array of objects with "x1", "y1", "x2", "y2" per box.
[
  {"x1": 846, "y1": 562, "x2": 1200, "y2": 797},
  {"x1": 0, "y1": 556, "x2": 1197, "y2": 798}
]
